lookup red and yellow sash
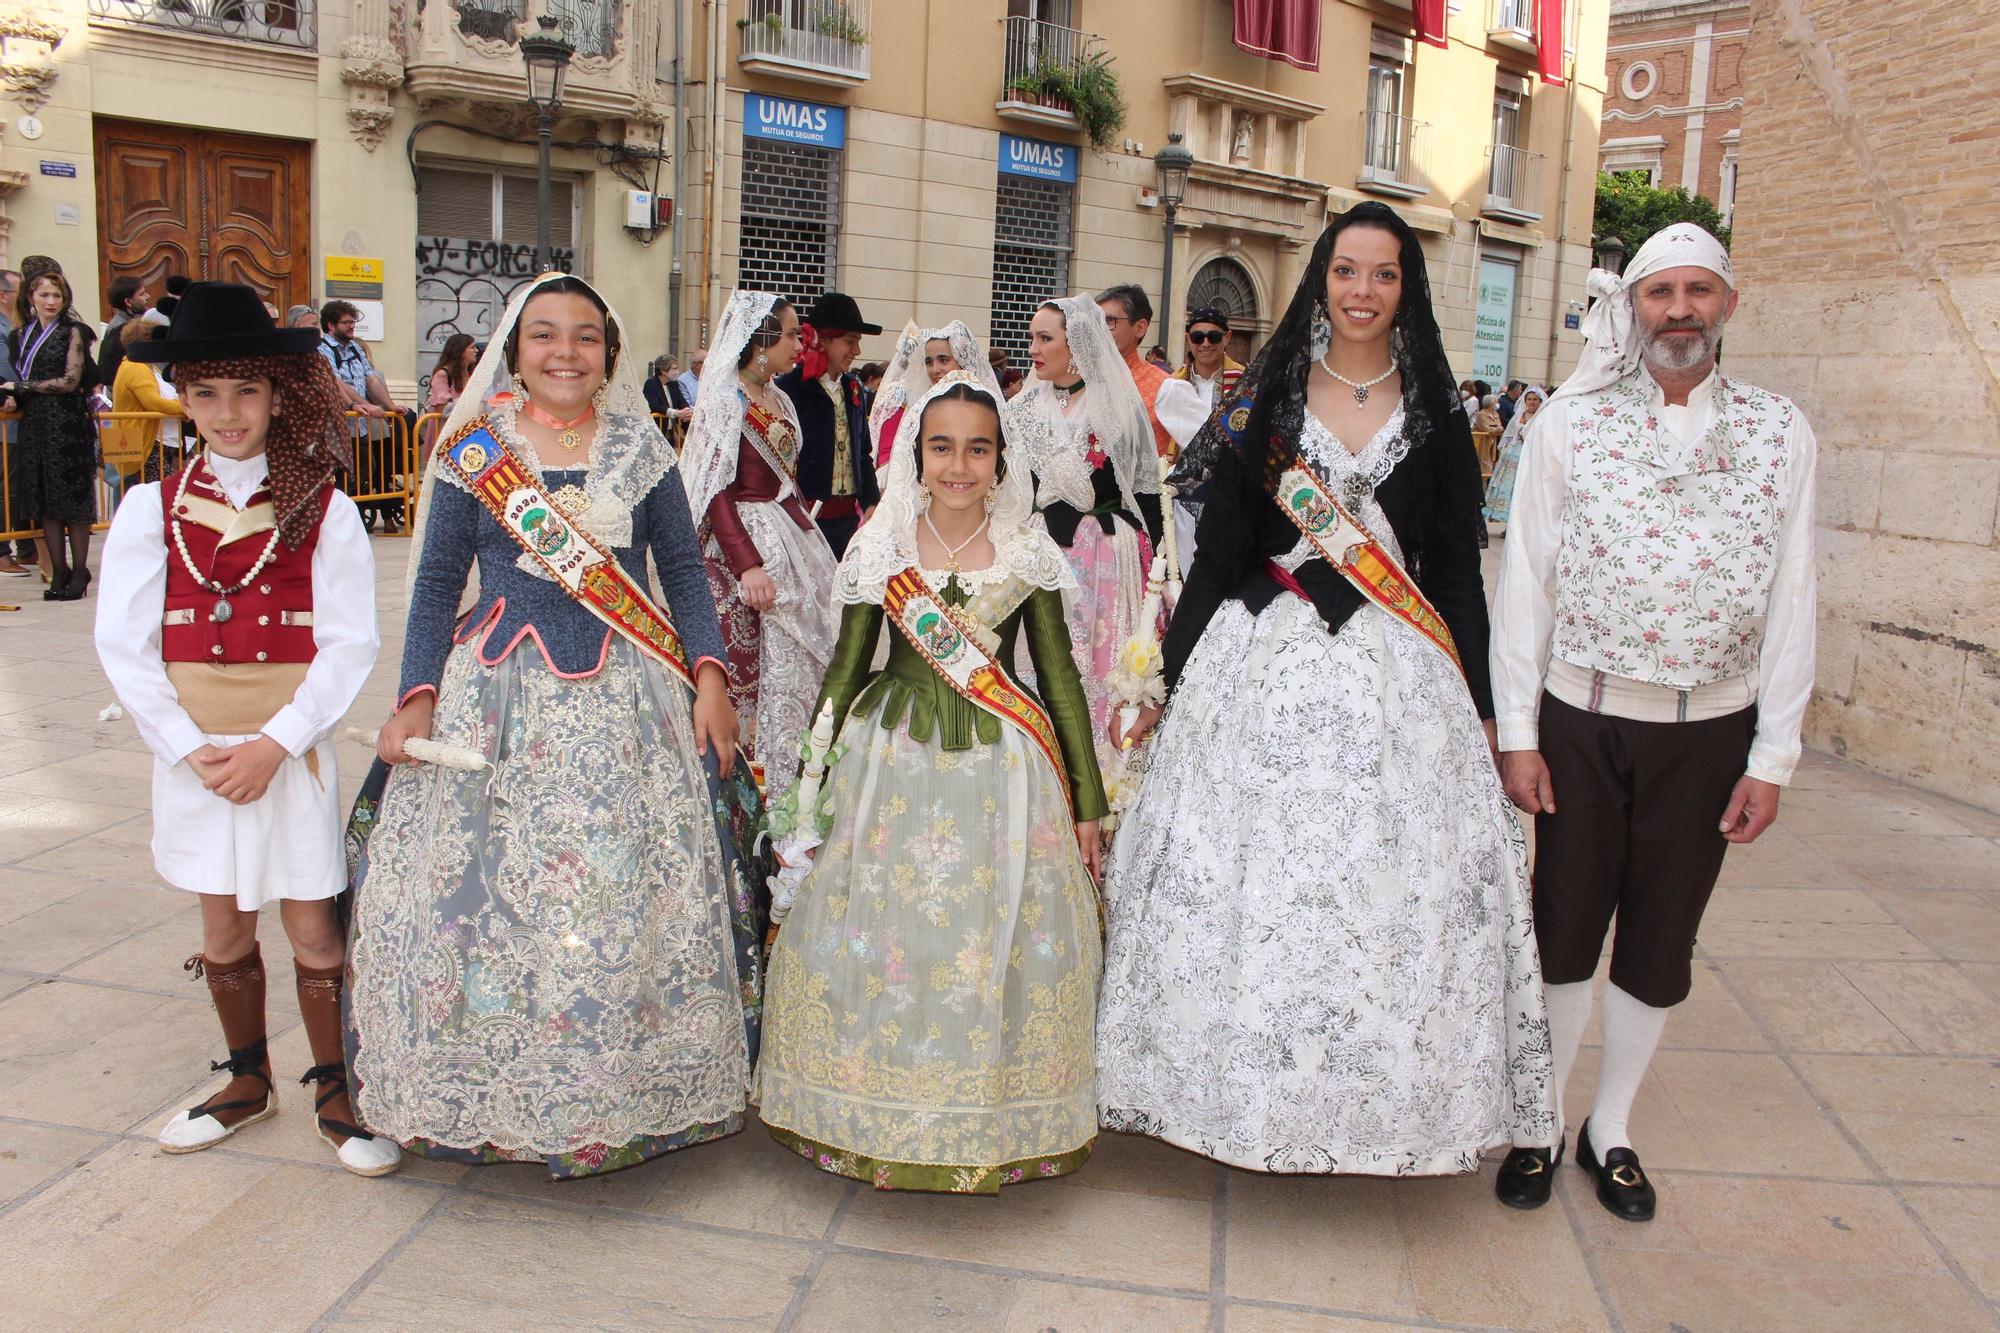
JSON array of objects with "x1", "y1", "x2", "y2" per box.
[
  {"x1": 1272, "y1": 460, "x2": 1464, "y2": 676},
  {"x1": 743, "y1": 398, "x2": 799, "y2": 479},
  {"x1": 881, "y1": 568, "x2": 1073, "y2": 815},
  {"x1": 438, "y1": 420, "x2": 695, "y2": 690}
]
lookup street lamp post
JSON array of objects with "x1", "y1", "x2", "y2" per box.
[
  {"x1": 1153, "y1": 132, "x2": 1195, "y2": 351},
  {"x1": 1593, "y1": 233, "x2": 1628, "y2": 277},
  {"x1": 520, "y1": 14, "x2": 575, "y2": 274}
]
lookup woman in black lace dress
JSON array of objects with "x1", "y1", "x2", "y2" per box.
[{"x1": 4, "y1": 262, "x2": 100, "y2": 600}]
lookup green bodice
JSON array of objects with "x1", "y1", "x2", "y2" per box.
[{"x1": 815, "y1": 572, "x2": 1109, "y2": 822}]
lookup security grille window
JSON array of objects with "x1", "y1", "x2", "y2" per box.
[
  {"x1": 739, "y1": 139, "x2": 841, "y2": 305},
  {"x1": 989, "y1": 175, "x2": 1073, "y2": 364}
]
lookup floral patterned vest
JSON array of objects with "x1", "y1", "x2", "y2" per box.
[{"x1": 1552, "y1": 374, "x2": 1799, "y2": 689}]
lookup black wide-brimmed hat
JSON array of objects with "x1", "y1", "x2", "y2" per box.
[
  {"x1": 129, "y1": 281, "x2": 322, "y2": 363},
  {"x1": 801, "y1": 290, "x2": 881, "y2": 336}
]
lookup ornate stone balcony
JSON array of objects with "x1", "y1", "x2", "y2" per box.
[
  {"x1": 399, "y1": 0, "x2": 667, "y2": 133},
  {"x1": 85, "y1": 0, "x2": 315, "y2": 52}
]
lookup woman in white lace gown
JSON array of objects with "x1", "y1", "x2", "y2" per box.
[
  {"x1": 1004, "y1": 295, "x2": 1163, "y2": 785},
  {"x1": 754, "y1": 374, "x2": 1109, "y2": 1192},
  {"x1": 679, "y1": 292, "x2": 840, "y2": 784},
  {"x1": 1096, "y1": 204, "x2": 1556, "y2": 1175},
  {"x1": 346, "y1": 275, "x2": 768, "y2": 1179}
]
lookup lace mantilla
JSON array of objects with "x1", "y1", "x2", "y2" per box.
[
  {"x1": 408, "y1": 273, "x2": 679, "y2": 598},
  {"x1": 1006, "y1": 294, "x2": 1159, "y2": 524},
  {"x1": 837, "y1": 372, "x2": 1073, "y2": 606}
]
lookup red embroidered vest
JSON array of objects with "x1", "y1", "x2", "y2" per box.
[{"x1": 160, "y1": 458, "x2": 327, "y2": 665}]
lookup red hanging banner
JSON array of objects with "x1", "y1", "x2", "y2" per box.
[
  {"x1": 1536, "y1": 0, "x2": 1567, "y2": 84},
  {"x1": 1231, "y1": 0, "x2": 1322, "y2": 72},
  {"x1": 1414, "y1": 0, "x2": 1449, "y2": 50}
]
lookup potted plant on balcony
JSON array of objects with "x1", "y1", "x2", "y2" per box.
[
  {"x1": 811, "y1": 1, "x2": 868, "y2": 46},
  {"x1": 1006, "y1": 47, "x2": 1125, "y2": 152}
]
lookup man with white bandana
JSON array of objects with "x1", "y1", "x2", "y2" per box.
[{"x1": 1487, "y1": 223, "x2": 1818, "y2": 1223}]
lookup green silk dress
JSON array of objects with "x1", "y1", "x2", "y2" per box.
[{"x1": 755, "y1": 568, "x2": 1109, "y2": 1192}]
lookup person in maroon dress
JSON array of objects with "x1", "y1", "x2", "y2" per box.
[{"x1": 679, "y1": 292, "x2": 840, "y2": 785}]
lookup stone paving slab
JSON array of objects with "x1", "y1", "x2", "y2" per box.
[{"x1": 2, "y1": 537, "x2": 1996, "y2": 1331}]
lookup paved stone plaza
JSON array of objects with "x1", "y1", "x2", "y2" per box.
[{"x1": 1, "y1": 536, "x2": 1997, "y2": 1331}]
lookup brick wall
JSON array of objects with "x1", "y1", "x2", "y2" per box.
[
  {"x1": 1728, "y1": 0, "x2": 2000, "y2": 808},
  {"x1": 1601, "y1": 2, "x2": 1748, "y2": 210}
]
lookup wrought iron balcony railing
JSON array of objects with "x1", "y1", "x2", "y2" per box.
[
  {"x1": 456, "y1": 0, "x2": 619, "y2": 58},
  {"x1": 1485, "y1": 142, "x2": 1546, "y2": 221},
  {"x1": 1357, "y1": 109, "x2": 1430, "y2": 198},
  {"x1": 87, "y1": 0, "x2": 316, "y2": 51},
  {"x1": 739, "y1": 0, "x2": 871, "y2": 83},
  {"x1": 998, "y1": 14, "x2": 1095, "y2": 123}
]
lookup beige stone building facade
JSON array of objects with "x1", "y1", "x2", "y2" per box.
[
  {"x1": 0, "y1": 0, "x2": 1607, "y2": 391},
  {"x1": 689, "y1": 0, "x2": 1611, "y2": 385},
  {"x1": 1598, "y1": 0, "x2": 1747, "y2": 219},
  {"x1": 1727, "y1": 0, "x2": 2000, "y2": 809},
  {"x1": 0, "y1": 0, "x2": 681, "y2": 394}
]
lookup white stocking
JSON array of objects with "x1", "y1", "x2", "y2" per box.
[
  {"x1": 1544, "y1": 979, "x2": 1594, "y2": 1144},
  {"x1": 1591, "y1": 982, "x2": 1670, "y2": 1153}
]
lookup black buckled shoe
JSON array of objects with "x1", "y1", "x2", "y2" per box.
[
  {"x1": 1577, "y1": 1119, "x2": 1656, "y2": 1222},
  {"x1": 1495, "y1": 1138, "x2": 1564, "y2": 1210}
]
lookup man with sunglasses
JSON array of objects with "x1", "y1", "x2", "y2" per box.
[
  {"x1": 1171, "y1": 307, "x2": 1244, "y2": 416},
  {"x1": 1155, "y1": 306, "x2": 1247, "y2": 576}
]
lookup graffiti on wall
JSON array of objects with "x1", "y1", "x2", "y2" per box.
[{"x1": 414, "y1": 235, "x2": 580, "y2": 367}]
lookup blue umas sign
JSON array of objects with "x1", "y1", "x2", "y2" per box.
[
  {"x1": 998, "y1": 134, "x2": 1077, "y2": 184},
  {"x1": 745, "y1": 94, "x2": 846, "y2": 149}
]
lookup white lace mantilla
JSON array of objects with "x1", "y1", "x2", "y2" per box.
[{"x1": 837, "y1": 372, "x2": 1073, "y2": 606}]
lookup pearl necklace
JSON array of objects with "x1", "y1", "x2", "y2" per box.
[
  {"x1": 1319, "y1": 355, "x2": 1397, "y2": 406},
  {"x1": 169, "y1": 457, "x2": 281, "y2": 626},
  {"x1": 923, "y1": 510, "x2": 989, "y2": 575}
]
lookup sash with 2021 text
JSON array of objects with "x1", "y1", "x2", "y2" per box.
[{"x1": 436, "y1": 419, "x2": 695, "y2": 690}]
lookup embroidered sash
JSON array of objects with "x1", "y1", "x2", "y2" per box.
[
  {"x1": 438, "y1": 421, "x2": 695, "y2": 689},
  {"x1": 880, "y1": 567, "x2": 1074, "y2": 815},
  {"x1": 1272, "y1": 459, "x2": 1464, "y2": 676},
  {"x1": 743, "y1": 397, "x2": 799, "y2": 480}
]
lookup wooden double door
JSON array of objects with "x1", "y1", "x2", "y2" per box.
[{"x1": 93, "y1": 118, "x2": 312, "y2": 313}]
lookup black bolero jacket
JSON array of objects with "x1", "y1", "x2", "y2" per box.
[
  {"x1": 1164, "y1": 397, "x2": 1496, "y2": 719},
  {"x1": 776, "y1": 366, "x2": 882, "y2": 509}
]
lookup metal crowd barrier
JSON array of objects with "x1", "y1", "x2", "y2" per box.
[{"x1": 1, "y1": 405, "x2": 687, "y2": 544}]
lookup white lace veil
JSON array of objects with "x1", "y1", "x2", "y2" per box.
[
  {"x1": 868, "y1": 320, "x2": 1005, "y2": 449},
  {"x1": 835, "y1": 371, "x2": 1071, "y2": 607},
  {"x1": 1494, "y1": 383, "x2": 1548, "y2": 457},
  {"x1": 680, "y1": 290, "x2": 788, "y2": 524},
  {"x1": 405, "y1": 271, "x2": 677, "y2": 600},
  {"x1": 1004, "y1": 293, "x2": 1159, "y2": 520}
]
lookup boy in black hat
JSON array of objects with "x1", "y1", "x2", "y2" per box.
[
  {"x1": 776, "y1": 290, "x2": 882, "y2": 557},
  {"x1": 93, "y1": 282, "x2": 400, "y2": 1177}
]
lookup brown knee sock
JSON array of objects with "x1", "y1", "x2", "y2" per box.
[
  {"x1": 187, "y1": 944, "x2": 272, "y2": 1126},
  {"x1": 294, "y1": 959, "x2": 370, "y2": 1146}
]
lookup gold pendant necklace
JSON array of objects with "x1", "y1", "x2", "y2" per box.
[
  {"x1": 519, "y1": 398, "x2": 596, "y2": 450},
  {"x1": 924, "y1": 510, "x2": 989, "y2": 575}
]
